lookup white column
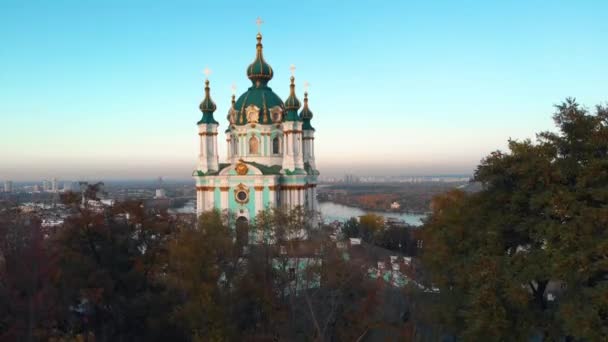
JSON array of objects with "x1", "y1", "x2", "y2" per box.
[
  {"x1": 199, "y1": 133, "x2": 207, "y2": 171},
  {"x1": 255, "y1": 186, "x2": 263, "y2": 214},
  {"x1": 269, "y1": 187, "x2": 276, "y2": 207},
  {"x1": 299, "y1": 188, "x2": 305, "y2": 208},
  {"x1": 213, "y1": 133, "x2": 219, "y2": 167},
  {"x1": 196, "y1": 189, "x2": 204, "y2": 215},
  {"x1": 220, "y1": 187, "x2": 229, "y2": 210}
]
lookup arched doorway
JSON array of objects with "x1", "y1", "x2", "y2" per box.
[{"x1": 236, "y1": 216, "x2": 249, "y2": 248}]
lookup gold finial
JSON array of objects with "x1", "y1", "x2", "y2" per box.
[
  {"x1": 203, "y1": 67, "x2": 212, "y2": 80},
  {"x1": 204, "y1": 79, "x2": 210, "y2": 98},
  {"x1": 256, "y1": 16, "x2": 264, "y2": 33},
  {"x1": 303, "y1": 81, "x2": 310, "y2": 93},
  {"x1": 231, "y1": 83, "x2": 237, "y2": 95}
]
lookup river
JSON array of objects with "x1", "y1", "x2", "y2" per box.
[
  {"x1": 318, "y1": 201, "x2": 426, "y2": 227},
  {"x1": 171, "y1": 200, "x2": 427, "y2": 227}
]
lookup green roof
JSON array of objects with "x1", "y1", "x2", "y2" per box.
[
  {"x1": 197, "y1": 79, "x2": 218, "y2": 125},
  {"x1": 247, "y1": 33, "x2": 274, "y2": 83},
  {"x1": 234, "y1": 85, "x2": 284, "y2": 125},
  {"x1": 299, "y1": 92, "x2": 314, "y2": 130},
  {"x1": 192, "y1": 163, "x2": 230, "y2": 177},
  {"x1": 244, "y1": 161, "x2": 282, "y2": 175},
  {"x1": 284, "y1": 76, "x2": 301, "y2": 111}
]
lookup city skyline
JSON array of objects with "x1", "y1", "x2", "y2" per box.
[{"x1": 1, "y1": 1, "x2": 607, "y2": 181}]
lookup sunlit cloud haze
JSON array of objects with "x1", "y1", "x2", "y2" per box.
[{"x1": 1, "y1": 1, "x2": 607, "y2": 181}]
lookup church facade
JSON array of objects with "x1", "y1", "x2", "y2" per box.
[{"x1": 193, "y1": 30, "x2": 319, "y2": 223}]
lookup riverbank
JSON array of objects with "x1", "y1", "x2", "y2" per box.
[
  {"x1": 318, "y1": 201, "x2": 427, "y2": 227},
  {"x1": 170, "y1": 200, "x2": 428, "y2": 227},
  {"x1": 318, "y1": 199, "x2": 429, "y2": 216}
]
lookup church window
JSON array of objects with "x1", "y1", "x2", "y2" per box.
[
  {"x1": 249, "y1": 136, "x2": 259, "y2": 154},
  {"x1": 272, "y1": 136, "x2": 280, "y2": 154}
]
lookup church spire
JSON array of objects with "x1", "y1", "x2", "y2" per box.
[
  {"x1": 300, "y1": 87, "x2": 315, "y2": 131},
  {"x1": 284, "y1": 65, "x2": 301, "y2": 121},
  {"x1": 247, "y1": 18, "x2": 273, "y2": 85},
  {"x1": 198, "y1": 69, "x2": 218, "y2": 124}
]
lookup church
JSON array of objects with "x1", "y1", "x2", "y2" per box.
[{"x1": 193, "y1": 28, "x2": 319, "y2": 225}]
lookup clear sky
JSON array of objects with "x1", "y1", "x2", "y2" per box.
[{"x1": 0, "y1": 0, "x2": 606, "y2": 181}]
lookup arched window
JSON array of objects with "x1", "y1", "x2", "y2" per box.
[
  {"x1": 272, "y1": 136, "x2": 280, "y2": 154},
  {"x1": 249, "y1": 136, "x2": 259, "y2": 155}
]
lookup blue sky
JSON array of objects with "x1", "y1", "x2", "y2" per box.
[{"x1": 0, "y1": 0, "x2": 606, "y2": 180}]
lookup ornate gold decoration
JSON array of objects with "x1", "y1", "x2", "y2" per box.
[
  {"x1": 235, "y1": 160, "x2": 249, "y2": 175},
  {"x1": 246, "y1": 104, "x2": 259, "y2": 123},
  {"x1": 254, "y1": 185, "x2": 265, "y2": 191},
  {"x1": 234, "y1": 183, "x2": 250, "y2": 204},
  {"x1": 220, "y1": 186, "x2": 230, "y2": 192},
  {"x1": 270, "y1": 106, "x2": 283, "y2": 123}
]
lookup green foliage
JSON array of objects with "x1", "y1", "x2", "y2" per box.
[
  {"x1": 167, "y1": 210, "x2": 237, "y2": 340},
  {"x1": 421, "y1": 98, "x2": 608, "y2": 340},
  {"x1": 341, "y1": 217, "x2": 361, "y2": 239}
]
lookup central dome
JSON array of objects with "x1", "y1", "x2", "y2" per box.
[
  {"x1": 247, "y1": 33, "x2": 274, "y2": 82},
  {"x1": 234, "y1": 33, "x2": 284, "y2": 125}
]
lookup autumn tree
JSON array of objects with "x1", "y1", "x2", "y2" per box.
[
  {"x1": 421, "y1": 99, "x2": 608, "y2": 340},
  {"x1": 54, "y1": 185, "x2": 184, "y2": 341},
  {"x1": 0, "y1": 209, "x2": 59, "y2": 341},
  {"x1": 166, "y1": 209, "x2": 239, "y2": 341}
]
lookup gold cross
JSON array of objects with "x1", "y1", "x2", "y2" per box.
[
  {"x1": 231, "y1": 83, "x2": 237, "y2": 95},
  {"x1": 256, "y1": 16, "x2": 264, "y2": 33},
  {"x1": 203, "y1": 67, "x2": 212, "y2": 80},
  {"x1": 289, "y1": 64, "x2": 296, "y2": 77},
  {"x1": 303, "y1": 81, "x2": 310, "y2": 92}
]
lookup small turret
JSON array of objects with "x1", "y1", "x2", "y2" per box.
[
  {"x1": 300, "y1": 91, "x2": 315, "y2": 131},
  {"x1": 284, "y1": 75, "x2": 301, "y2": 121},
  {"x1": 198, "y1": 78, "x2": 219, "y2": 125}
]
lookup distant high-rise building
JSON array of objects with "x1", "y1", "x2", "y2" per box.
[
  {"x1": 155, "y1": 176, "x2": 166, "y2": 199},
  {"x1": 155, "y1": 189, "x2": 167, "y2": 199},
  {"x1": 343, "y1": 174, "x2": 359, "y2": 184},
  {"x1": 63, "y1": 181, "x2": 73, "y2": 192},
  {"x1": 3, "y1": 180, "x2": 13, "y2": 193},
  {"x1": 42, "y1": 179, "x2": 50, "y2": 192},
  {"x1": 33, "y1": 184, "x2": 41, "y2": 192},
  {"x1": 52, "y1": 178, "x2": 58, "y2": 192}
]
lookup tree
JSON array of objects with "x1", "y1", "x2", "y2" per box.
[
  {"x1": 359, "y1": 213, "x2": 385, "y2": 243},
  {"x1": 166, "y1": 210, "x2": 238, "y2": 341},
  {"x1": 341, "y1": 217, "x2": 361, "y2": 239},
  {"x1": 54, "y1": 185, "x2": 184, "y2": 341},
  {"x1": 421, "y1": 99, "x2": 608, "y2": 340},
  {"x1": 0, "y1": 210, "x2": 59, "y2": 341}
]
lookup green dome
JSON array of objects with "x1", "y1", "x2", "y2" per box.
[
  {"x1": 300, "y1": 91, "x2": 315, "y2": 131},
  {"x1": 284, "y1": 76, "x2": 301, "y2": 122},
  {"x1": 247, "y1": 33, "x2": 274, "y2": 83},
  {"x1": 284, "y1": 76, "x2": 301, "y2": 110},
  {"x1": 197, "y1": 79, "x2": 218, "y2": 125},
  {"x1": 233, "y1": 33, "x2": 284, "y2": 125},
  {"x1": 234, "y1": 85, "x2": 284, "y2": 125}
]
